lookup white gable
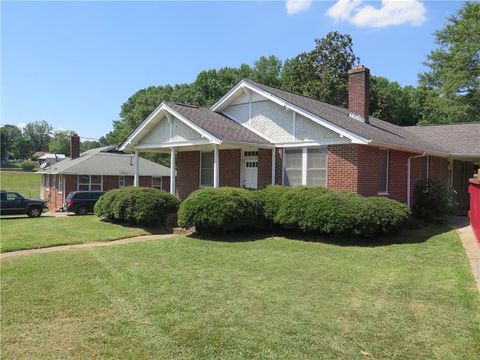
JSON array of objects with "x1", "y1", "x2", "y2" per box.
[
  {"x1": 136, "y1": 116, "x2": 202, "y2": 147},
  {"x1": 223, "y1": 100, "x2": 342, "y2": 143}
]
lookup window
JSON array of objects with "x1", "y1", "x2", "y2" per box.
[
  {"x1": 152, "y1": 177, "x2": 162, "y2": 189},
  {"x1": 284, "y1": 149, "x2": 303, "y2": 187},
  {"x1": 78, "y1": 175, "x2": 102, "y2": 191},
  {"x1": 200, "y1": 152, "x2": 214, "y2": 187},
  {"x1": 244, "y1": 151, "x2": 258, "y2": 157},
  {"x1": 58, "y1": 175, "x2": 63, "y2": 193},
  {"x1": 378, "y1": 149, "x2": 389, "y2": 194},
  {"x1": 119, "y1": 176, "x2": 126, "y2": 188},
  {"x1": 421, "y1": 156, "x2": 429, "y2": 180},
  {"x1": 307, "y1": 148, "x2": 327, "y2": 186},
  {"x1": 43, "y1": 175, "x2": 48, "y2": 187}
]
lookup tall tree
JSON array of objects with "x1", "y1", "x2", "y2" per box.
[
  {"x1": 419, "y1": 2, "x2": 480, "y2": 124},
  {"x1": 48, "y1": 130, "x2": 77, "y2": 156},
  {"x1": 281, "y1": 32, "x2": 359, "y2": 106},
  {"x1": 251, "y1": 56, "x2": 283, "y2": 87},
  {"x1": 12, "y1": 135, "x2": 34, "y2": 160},
  {"x1": 23, "y1": 120, "x2": 53, "y2": 152},
  {"x1": 0, "y1": 125, "x2": 22, "y2": 159}
]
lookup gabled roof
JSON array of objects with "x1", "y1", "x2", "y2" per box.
[
  {"x1": 38, "y1": 146, "x2": 170, "y2": 176},
  {"x1": 236, "y1": 79, "x2": 448, "y2": 155},
  {"x1": 164, "y1": 102, "x2": 270, "y2": 145}
]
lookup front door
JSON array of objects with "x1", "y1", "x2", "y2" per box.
[{"x1": 244, "y1": 160, "x2": 258, "y2": 189}]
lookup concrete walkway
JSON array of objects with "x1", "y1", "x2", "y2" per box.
[
  {"x1": 448, "y1": 216, "x2": 480, "y2": 291},
  {"x1": 0, "y1": 234, "x2": 176, "y2": 260}
]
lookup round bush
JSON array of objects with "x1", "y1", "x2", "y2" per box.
[
  {"x1": 259, "y1": 185, "x2": 290, "y2": 222},
  {"x1": 177, "y1": 187, "x2": 264, "y2": 233},
  {"x1": 412, "y1": 179, "x2": 451, "y2": 221},
  {"x1": 94, "y1": 187, "x2": 180, "y2": 226},
  {"x1": 275, "y1": 187, "x2": 410, "y2": 237},
  {"x1": 20, "y1": 160, "x2": 37, "y2": 171}
]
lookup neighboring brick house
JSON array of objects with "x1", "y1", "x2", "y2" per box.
[
  {"x1": 38, "y1": 138, "x2": 170, "y2": 211},
  {"x1": 120, "y1": 65, "x2": 480, "y2": 211}
]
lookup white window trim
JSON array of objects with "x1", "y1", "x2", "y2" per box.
[
  {"x1": 58, "y1": 175, "x2": 63, "y2": 194},
  {"x1": 199, "y1": 151, "x2": 214, "y2": 188},
  {"x1": 151, "y1": 176, "x2": 163, "y2": 190},
  {"x1": 119, "y1": 175, "x2": 126, "y2": 188},
  {"x1": 78, "y1": 175, "x2": 103, "y2": 191},
  {"x1": 283, "y1": 146, "x2": 328, "y2": 187},
  {"x1": 378, "y1": 149, "x2": 389, "y2": 195}
]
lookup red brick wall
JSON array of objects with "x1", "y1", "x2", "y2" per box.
[
  {"x1": 348, "y1": 66, "x2": 370, "y2": 120},
  {"x1": 388, "y1": 150, "x2": 410, "y2": 203},
  {"x1": 327, "y1": 144, "x2": 359, "y2": 193},
  {"x1": 177, "y1": 151, "x2": 200, "y2": 200},
  {"x1": 219, "y1": 149, "x2": 240, "y2": 187},
  {"x1": 357, "y1": 145, "x2": 379, "y2": 196},
  {"x1": 429, "y1": 156, "x2": 448, "y2": 183},
  {"x1": 258, "y1": 149, "x2": 272, "y2": 188},
  {"x1": 43, "y1": 174, "x2": 67, "y2": 211}
]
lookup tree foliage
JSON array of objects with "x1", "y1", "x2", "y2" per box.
[
  {"x1": 49, "y1": 130, "x2": 77, "y2": 156},
  {"x1": 419, "y1": 2, "x2": 480, "y2": 124}
]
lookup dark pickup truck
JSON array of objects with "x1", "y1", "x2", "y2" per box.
[{"x1": 0, "y1": 191, "x2": 48, "y2": 217}]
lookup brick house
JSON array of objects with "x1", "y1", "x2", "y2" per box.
[
  {"x1": 120, "y1": 65, "x2": 480, "y2": 210},
  {"x1": 38, "y1": 136, "x2": 170, "y2": 211}
]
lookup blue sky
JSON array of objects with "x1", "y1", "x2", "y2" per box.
[{"x1": 1, "y1": 1, "x2": 462, "y2": 139}]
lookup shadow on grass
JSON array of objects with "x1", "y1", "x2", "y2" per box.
[{"x1": 186, "y1": 222, "x2": 453, "y2": 248}]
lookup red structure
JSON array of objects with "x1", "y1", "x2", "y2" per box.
[{"x1": 469, "y1": 178, "x2": 480, "y2": 244}]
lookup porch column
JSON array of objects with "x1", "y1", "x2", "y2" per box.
[
  {"x1": 170, "y1": 148, "x2": 176, "y2": 195},
  {"x1": 134, "y1": 150, "x2": 140, "y2": 187},
  {"x1": 213, "y1": 144, "x2": 219, "y2": 188},
  {"x1": 271, "y1": 148, "x2": 276, "y2": 185}
]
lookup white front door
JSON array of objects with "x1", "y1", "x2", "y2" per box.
[{"x1": 244, "y1": 160, "x2": 258, "y2": 189}]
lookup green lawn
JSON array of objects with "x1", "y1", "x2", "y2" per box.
[
  {"x1": 0, "y1": 171, "x2": 41, "y2": 198},
  {"x1": 1, "y1": 225, "x2": 478, "y2": 359},
  {"x1": 0, "y1": 216, "x2": 152, "y2": 252}
]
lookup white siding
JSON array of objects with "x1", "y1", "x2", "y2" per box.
[
  {"x1": 223, "y1": 100, "x2": 341, "y2": 143},
  {"x1": 137, "y1": 117, "x2": 201, "y2": 146}
]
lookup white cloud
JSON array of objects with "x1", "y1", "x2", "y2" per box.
[
  {"x1": 286, "y1": 0, "x2": 313, "y2": 15},
  {"x1": 327, "y1": 0, "x2": 427, "y2": 28}
]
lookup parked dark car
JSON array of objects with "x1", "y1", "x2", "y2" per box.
[
  {"x1": 0, "y1": 190, "x2": 48, "y2": 217},
  {"x1": 64, "y1": 191, "x2": 105, "y2": 215}
]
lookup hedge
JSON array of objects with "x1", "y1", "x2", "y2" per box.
[
  {"x1": 94, "y1": 187, "x2": 180, "y2": 226},
  {"x1": 177, "y1": 187, "x2": 264, "y2": 233},
  {"x1": 412, "y1": 179, "x2": 451, "y2": 222},
  {"x1": 274, "y1": 187, "x2": 410, "y2": 237}
]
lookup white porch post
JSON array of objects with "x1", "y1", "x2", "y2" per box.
[
  {"x1": 134, "y1": 150, "x2": 140, "y2": 187},
  {"x1": 213, "y1": 144, "x2": 219, "y2": 188},
  {"x1": 170, "y1": 148, "x2": 176, "y2": 195},
  {"x1": 271, "y1": 148, "x2": 276, "y2": 185}
]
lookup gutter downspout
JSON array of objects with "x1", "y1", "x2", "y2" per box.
[{"x1": 407, "y1": 152, "x2": 426, "y2": 208}]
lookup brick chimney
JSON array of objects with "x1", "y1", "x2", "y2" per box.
[
  {"x1": 348, "y1": 65, "x2": 370, "y2": 123},
  {"x1": 70, "y1": 134, "x2": 80, "y2": 159}
]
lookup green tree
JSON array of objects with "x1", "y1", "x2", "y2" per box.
[
  {"x1": 48, "y1": 130, "x2": 77, "y2": 156},
  {"x1": 23, "y1": 121, "x2": 53, "y2": 152},
  {"x1": 80, "y1": 140, "x2": 101, "y2": 152},
  {"x1": 12, "y1": 135, "x2": 34, "y2": 160},
  {"x1": 419, "y1": 2, "x2": 480, "y2": 124},
  {"x1": 281, "y1": 31, "x2": 359, "y2": 106},
  {"x1": 0, "y1": 125, "x2": 22, "y2": 159},
  {"x1": 369, "y1": 77, "x2": 422, "y2": 126},
  {"x1": 251, "y1": 55, "x2": 283, "y2": 87}
]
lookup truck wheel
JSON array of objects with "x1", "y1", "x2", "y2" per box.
[
  {"x1": 27, "y1": 207, "x2": 42, "y2": 218},
  {"x1": 76, "y1": 206, "x2": 88, "y2": 216}
]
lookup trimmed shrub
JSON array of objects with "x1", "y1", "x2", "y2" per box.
[
  {"x1": 178, "y1": 187, "x2": 264, "y2": 233},
  {"x1": 259, "y1": 185, "x2": 290, "y2": 222},
  {"x1": 94, "y1": 187, "x2": 180, "y2": 226},
  {"x1": 20, "y1": 160, "x2": 37, "y2": 171},
  {"x1": 275, "y1": 187, "x2": 410, "y2": 237},
  {"x1": 412, "y1": 179, "x2": 451, "y2": 221}
]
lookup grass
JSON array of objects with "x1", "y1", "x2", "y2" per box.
[
  {"x1": 0, "y1": 171, "x2": 41, "y2": 198},
  {"x1": 1, "y1": 225, "x2": 479, "y2": 359},
  {"x1": 0, "y1": 215, "x2": 153, "y2": 253}
]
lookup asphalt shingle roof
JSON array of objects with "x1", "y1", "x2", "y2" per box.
[
  {"x1": 243, "y1": 79, "x2": 450, "y2": 155},
  {"x1": 165, "y1": 101, "x2": 270, "y2": 145},
  {"x1": 38, "y1": 146, "x2": 170, "y2": 176}
]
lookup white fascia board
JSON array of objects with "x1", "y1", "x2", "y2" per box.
[
  {"x1": 211, "y1": 80, "x2": 369, "y2": 145},
  {"x1": 276, "y1": 139, "x2": 351, "y2": 148},
  {"x1": 135, "y1": 139, "x2": 212, "y2": 150},
  {"x1": 119, "y1": 102, "x2": 167, "y2": 151},
  {"x1": 162, "y1": 104, "x2": 222, "y2": 145}
]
